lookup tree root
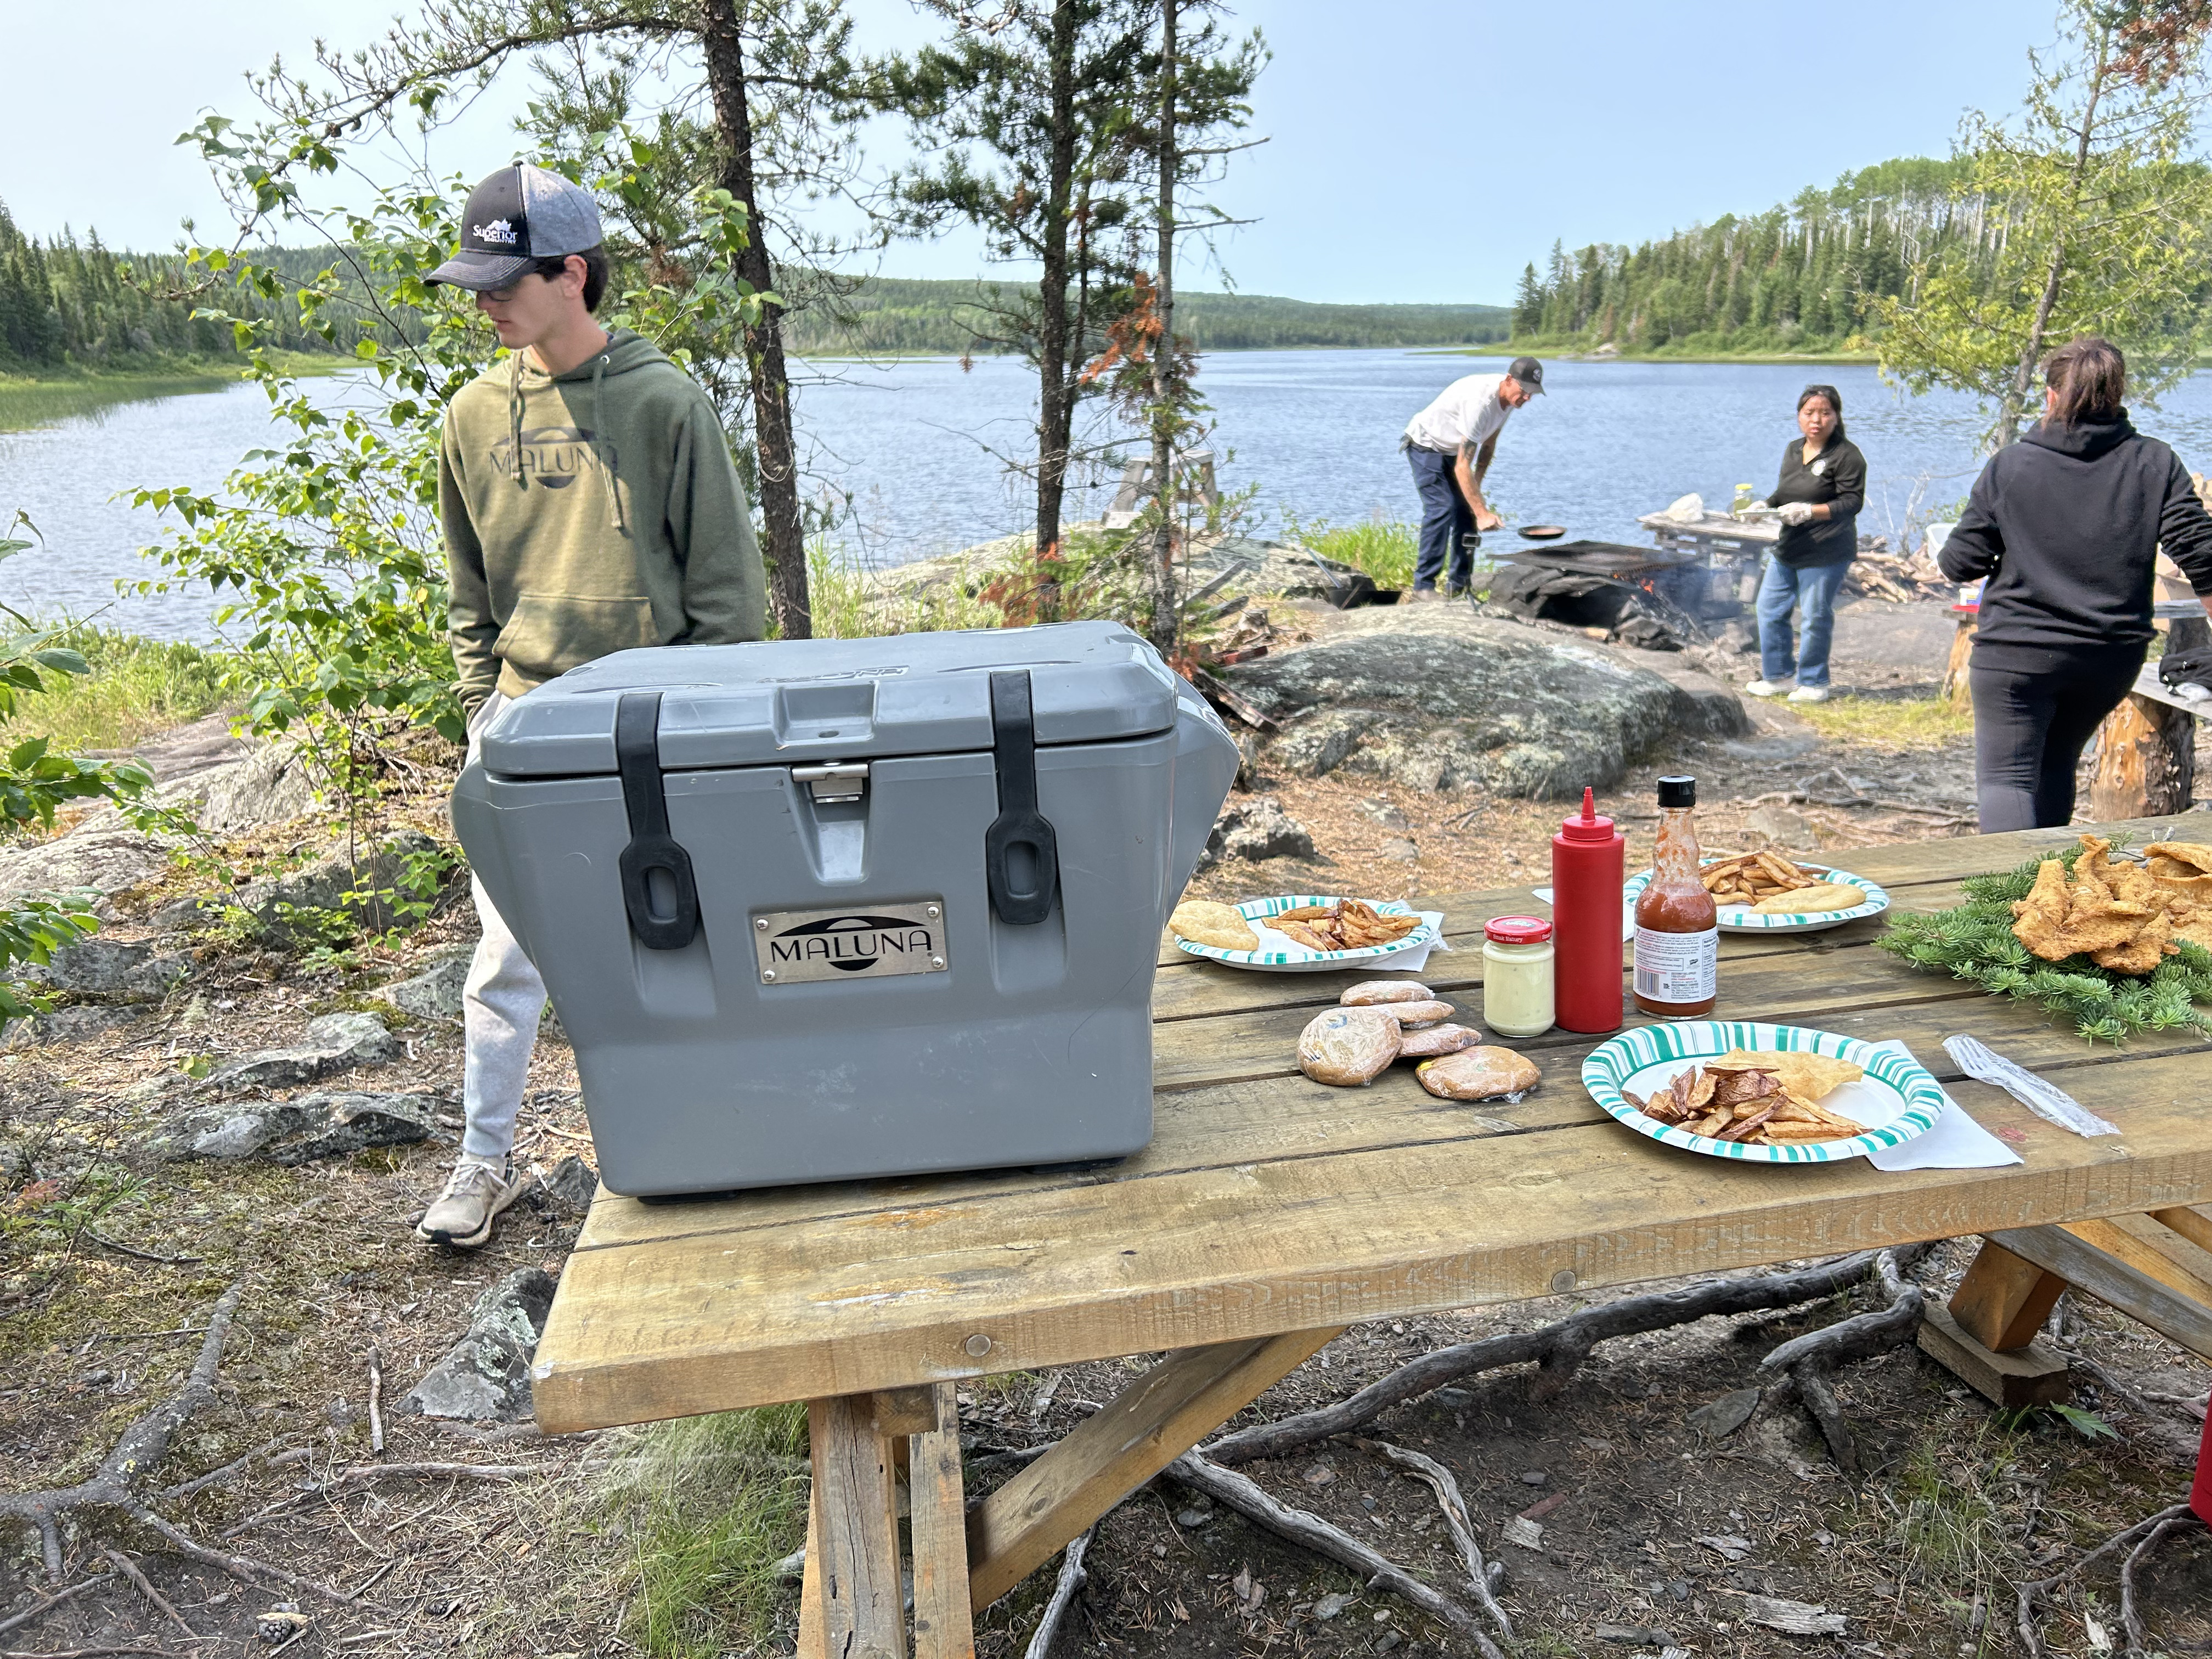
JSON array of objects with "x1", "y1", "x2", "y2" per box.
[
  {"x1": 1757, "y1": 1245, "x2": 1929, "y2": 1474},
  {"x1": 2120, "y1": 1511, "x2": 2203, "y2": 1653},
  {"x1": 0, "y1": 1279, "x2": 368, "y2": 1613},
  {"x1": 1206, "y1": 1248, "x2": 1903, "y2": 1466},
  {"x1": 1023, "y1": 1527, "x2": 1092, "y2": 1659},
  {"x1": 1168, "y1": 1451, "x2": 1499, "y2": 1657},
  {"x1": 2018, "y1": 1503, "x2": 2198, "y2": 1659},
  {"x1": 1355, "y1": 1438, "x2": 1515, "y2": 1649}
]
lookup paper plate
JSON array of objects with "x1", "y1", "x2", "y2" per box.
[
  {"x1": 1581, "y1": 1020, "x2": 1943, "y2": 1164},
  {"x1": 1623, "y1": 860, "x2": 1888, "y2": 934},
  {"x1": 1173, "y1": 894, "x2": 1440, "y2": 974}
]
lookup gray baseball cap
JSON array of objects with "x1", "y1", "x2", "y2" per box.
[
  {"x1": 1508, "y1": 356, "x2": 1545, "y2": 394},
  {"x1": 427, "y1": 163, "x2": 604, "y2": 291}
]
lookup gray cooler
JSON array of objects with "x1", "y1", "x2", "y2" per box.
[{"x1": 450, "y1": 620, "x2": 1238, "y2": 1197}]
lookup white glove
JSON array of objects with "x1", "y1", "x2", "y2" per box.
[{"x1": 1776, "y1": 501, "x2": 1817, "y2": 527}]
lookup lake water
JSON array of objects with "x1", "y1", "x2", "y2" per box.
[{"x1": 15, "y1": 348, "x2": 2212, "y2": 641}]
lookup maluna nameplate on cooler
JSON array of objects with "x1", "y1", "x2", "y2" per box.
[{"x1": 751, "y1": 900, "x2": 949, "y2": 984}]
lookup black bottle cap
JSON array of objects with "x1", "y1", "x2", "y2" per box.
[{"x1": 1657, "y1": 775, "x2": 1696, "y2": 808}]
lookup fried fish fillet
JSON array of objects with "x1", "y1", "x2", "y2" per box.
[{"x1": 1171, "y1": 900, "x2": 1259, "y2": 952}]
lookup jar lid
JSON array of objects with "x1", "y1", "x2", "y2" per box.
[{"x1": 1486, "y1": 915, "x2": 1554, "y2": 945}]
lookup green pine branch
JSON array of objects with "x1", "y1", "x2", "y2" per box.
[{"x1": 1878, "y1": 844, "x2": 2212, "y2": 1045}]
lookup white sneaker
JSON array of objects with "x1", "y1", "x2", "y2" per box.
[
  {"x1": 1743, "y1": 679, "x2": 1789, "y2": 697},
  {"x1": 416, "y1": 1160, "x2": 526, "y2": 1249},
  {"x1": 1787, "y1": 685, "x2": 1831, "y2": 704}
]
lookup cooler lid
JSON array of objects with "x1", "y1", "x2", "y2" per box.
[{"x1": 479, "y1": 620, "x2": 1184, "y2": 776}]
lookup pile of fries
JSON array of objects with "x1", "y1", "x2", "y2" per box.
[
  {"x1": 1622, "y1": 1059, "x2": 1869, "y2": 1147},
  {"x1": 1700, "y1": 852, "x2": 1823, "y2": 906},
  {"x1": 1271, "y1": 898, "x2": 1422, "y2": 952}
]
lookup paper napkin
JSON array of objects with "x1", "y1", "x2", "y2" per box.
[{"x1": 1863, "y1": 1039, "x2": 2022, "y2": 1170}]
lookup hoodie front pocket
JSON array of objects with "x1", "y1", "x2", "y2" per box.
[{"x1": 494, "y1": 593, "x2": 661, "y2": 676}]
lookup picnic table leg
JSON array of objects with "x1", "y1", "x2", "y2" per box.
[
  {"x1": 966, "y1": 1325, "x2": 1345, "y2": 1612},
  {"x1": 797, "y1": 1473, "x2": 827, "y2": 1659},
  {"x1": 809, "y1": 1393, "x2": 906, "y2": 1659},
  {"x1": 909, "y1": 1383, "x2": 976, "y2": 1659},
  {"x1": 1917, "y1": 1238, "x2": 2073, "y2": 1408}
]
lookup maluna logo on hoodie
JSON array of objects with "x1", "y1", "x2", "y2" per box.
[{"x1": 490, "y1": 426, "x2": 617, "y2": 490}]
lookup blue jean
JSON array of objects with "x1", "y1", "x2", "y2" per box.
[
  {"x1": 1756, "y1": 556, "x2": 1850, "y2": 686},
  {"x1": 1407, "y1": 446, "x2": 1474, "y2": 591}
]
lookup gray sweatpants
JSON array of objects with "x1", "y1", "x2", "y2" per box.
[{"x1": 460, "y1": 693, "x2": 546, "y2": 1165}]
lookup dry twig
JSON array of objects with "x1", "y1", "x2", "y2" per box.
[
  {"x1": 1023, "y1": 1527, "x2": 1092, "y2": 1659},
  {"x1": 2018, "y1": 1503, "x2": 2194, "y2": 1659},
  {"x1": 366, "y1": 1347, "x2": 386, "y2": 1457},
  {"x1": 1206, "y1": 1250, "x2": 1896, "y2": 1465},
  {"x1": 1356, "y1": 1438, "x2": 1515, "y2": 1647},
  {"x1": 1169, "y1": 1451, "x2": 1494, "y2": 1655},
  {"x1": 100, "y1": 1549, "x2": 194, "y2": 1636},
  {"x1": 0, "y1": 1575, "x2": 117, "y2": 1639}
]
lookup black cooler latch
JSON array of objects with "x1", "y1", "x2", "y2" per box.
[
  {"x1": 983, "y1": 670, "x2": 1061, "y2": 926},
  {"x1": 616, "y1": 691, "x2": 702, "y2": 950}
]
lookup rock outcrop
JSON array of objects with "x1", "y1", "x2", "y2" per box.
[
  {"x1": 400, "y1": 1268, "x2": 556, "y2": 1421},
  {"x1": 154, "y1": 1090, "x2": 438, "y2": 1164},
  {"x1": 201, "y1": 1012, "x2": 403, "y2": 1092},
  {"x1": 1228, "y1": 608, "x2": 1749, "y2": 800}
]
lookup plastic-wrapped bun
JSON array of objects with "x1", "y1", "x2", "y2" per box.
[
  {"x1": 1341, "y1": 980, "x2": 1435, "y2": 1006},
  {"x1": 1384, "y1": 999, "x2": 1455, "y2": 1028},
  {"x1": 1415, "y1": 1045, "x2": 1541, "y2": 1100},
  {"x1": 1297, "y1": 1007, "x2": 1402, "y2": 1086},
  {"x1": 1398, "y1": 1023, "x2": 1481, "y2": 1059}
]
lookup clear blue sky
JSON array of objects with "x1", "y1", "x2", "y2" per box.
[{"x1": 7, "y1": 0, "x2": 2052, "y2": 306}]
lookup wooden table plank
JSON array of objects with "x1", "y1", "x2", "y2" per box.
[
  {"x1": 534, "y1": 1046, "x2": 2212, "y2": 1427},
  {"x1": 569, "y1": 979, "x2": 2212, "y2": 1262},
  {"x1": 536, "y1": 812, "x2": 2212, "y2": 1430}
]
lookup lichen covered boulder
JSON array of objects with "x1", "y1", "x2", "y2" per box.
[{"x1": 1229, "y1": 609, "x2": 1747, "y2": 799}]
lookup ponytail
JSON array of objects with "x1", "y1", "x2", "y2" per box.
[{"x1": 2043, "y1": 336, "x2": 2125, "y2": 427}]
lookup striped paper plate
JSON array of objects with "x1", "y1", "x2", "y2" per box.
[
  {"x1": 1173, "y1": 894, "x2": 1440, "y2": 974},
  {"x1": 1623, "y1": 860, "x2": 1889, "y2": 934},
  {"x1": 1581, "y1": 1019, "x2": 1943, "y2": 1164}
]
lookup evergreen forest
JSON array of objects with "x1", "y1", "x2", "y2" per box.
[
  {"x1": 775, "y1": 277, "x2": 1513, "y2": 354},
  {"x1": 0, "y1": 202, "x2": 348, "y2": 372},
  {"x1": 1509, "y1": 157, "x2": 2049, "y2": 357}
]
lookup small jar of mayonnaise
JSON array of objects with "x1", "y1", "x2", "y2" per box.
[{"x1": 1482, "y1": 916, "x2": 1556, "y2": 1038}]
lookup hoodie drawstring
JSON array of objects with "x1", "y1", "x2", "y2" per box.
[
  {"x1": 507, "y1": 351, "x2": 525, "y2": 486},
  {"x1": 589, "y1": 353, "x2": 628, "y2": 535}
]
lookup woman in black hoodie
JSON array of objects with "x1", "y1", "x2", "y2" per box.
[{"x1": 1939, "y1": 337, "x2": 2212, "y2": 831}]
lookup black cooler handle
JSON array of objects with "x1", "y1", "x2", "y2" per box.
[
  {"x1": 616, "y1": 691, "x2": 702, "y2": 950},
  {"x1": 984, "y1": 670, "x2": 1061, "y2": 925}
]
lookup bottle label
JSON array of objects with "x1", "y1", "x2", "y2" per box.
[{"x1": 1634, "y1": 926, "x2": 1718, "y2": 1005}]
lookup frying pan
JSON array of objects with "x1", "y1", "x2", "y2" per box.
[{"x1": 1517, "y1": 524, "x2": 1567, "y2": 540}]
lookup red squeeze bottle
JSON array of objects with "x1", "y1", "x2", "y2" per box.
[{"x1": 1552, "y1": 787, "x2": 1625, "y2": 1034}]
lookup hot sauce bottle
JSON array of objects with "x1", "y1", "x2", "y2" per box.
[
  {"x1": 1632, "y1": 775, "x2": 1718, "y2": 1019},
  {"x1": 1551, "y1": 787, "x2": 1624, "y2": 1034}
]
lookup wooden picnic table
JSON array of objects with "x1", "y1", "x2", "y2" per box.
[{"x1": 532, "y1": 810, "x2": 2212, "y2": 1658}]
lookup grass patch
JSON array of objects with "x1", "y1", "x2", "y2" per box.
[
  {"x1": 1280, "y1": 514, "x2": 1419, "y2": 591},
  {"x1": 1789, "y1": 694, "x2": 1972, "y2": 751},
  {"x1": 806, "y1": 538, "x2": 1012, "y2": 639},
  {"x1": 597, "y1": 1405, "x2": 811, "y2": 1658},
  {"x1": 0, "y1": 624, "x2": 228, "y2": 753}
]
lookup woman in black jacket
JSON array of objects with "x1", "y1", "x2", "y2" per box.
[
  {"x1": 1939, "y1": 336, "x2": 2212, "y2": 831},
  {"x1": 1746, "y1": 385, "x2": 1866, "y2": 704}
]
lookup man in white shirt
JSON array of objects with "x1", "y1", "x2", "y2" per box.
[{"x1": 1401, "y1": 356, "x2": 1544, "y2": 596}]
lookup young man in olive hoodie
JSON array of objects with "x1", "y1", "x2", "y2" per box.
[{"x1": 420, "y1": 162, "x2": 766, "y2": 1246}]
